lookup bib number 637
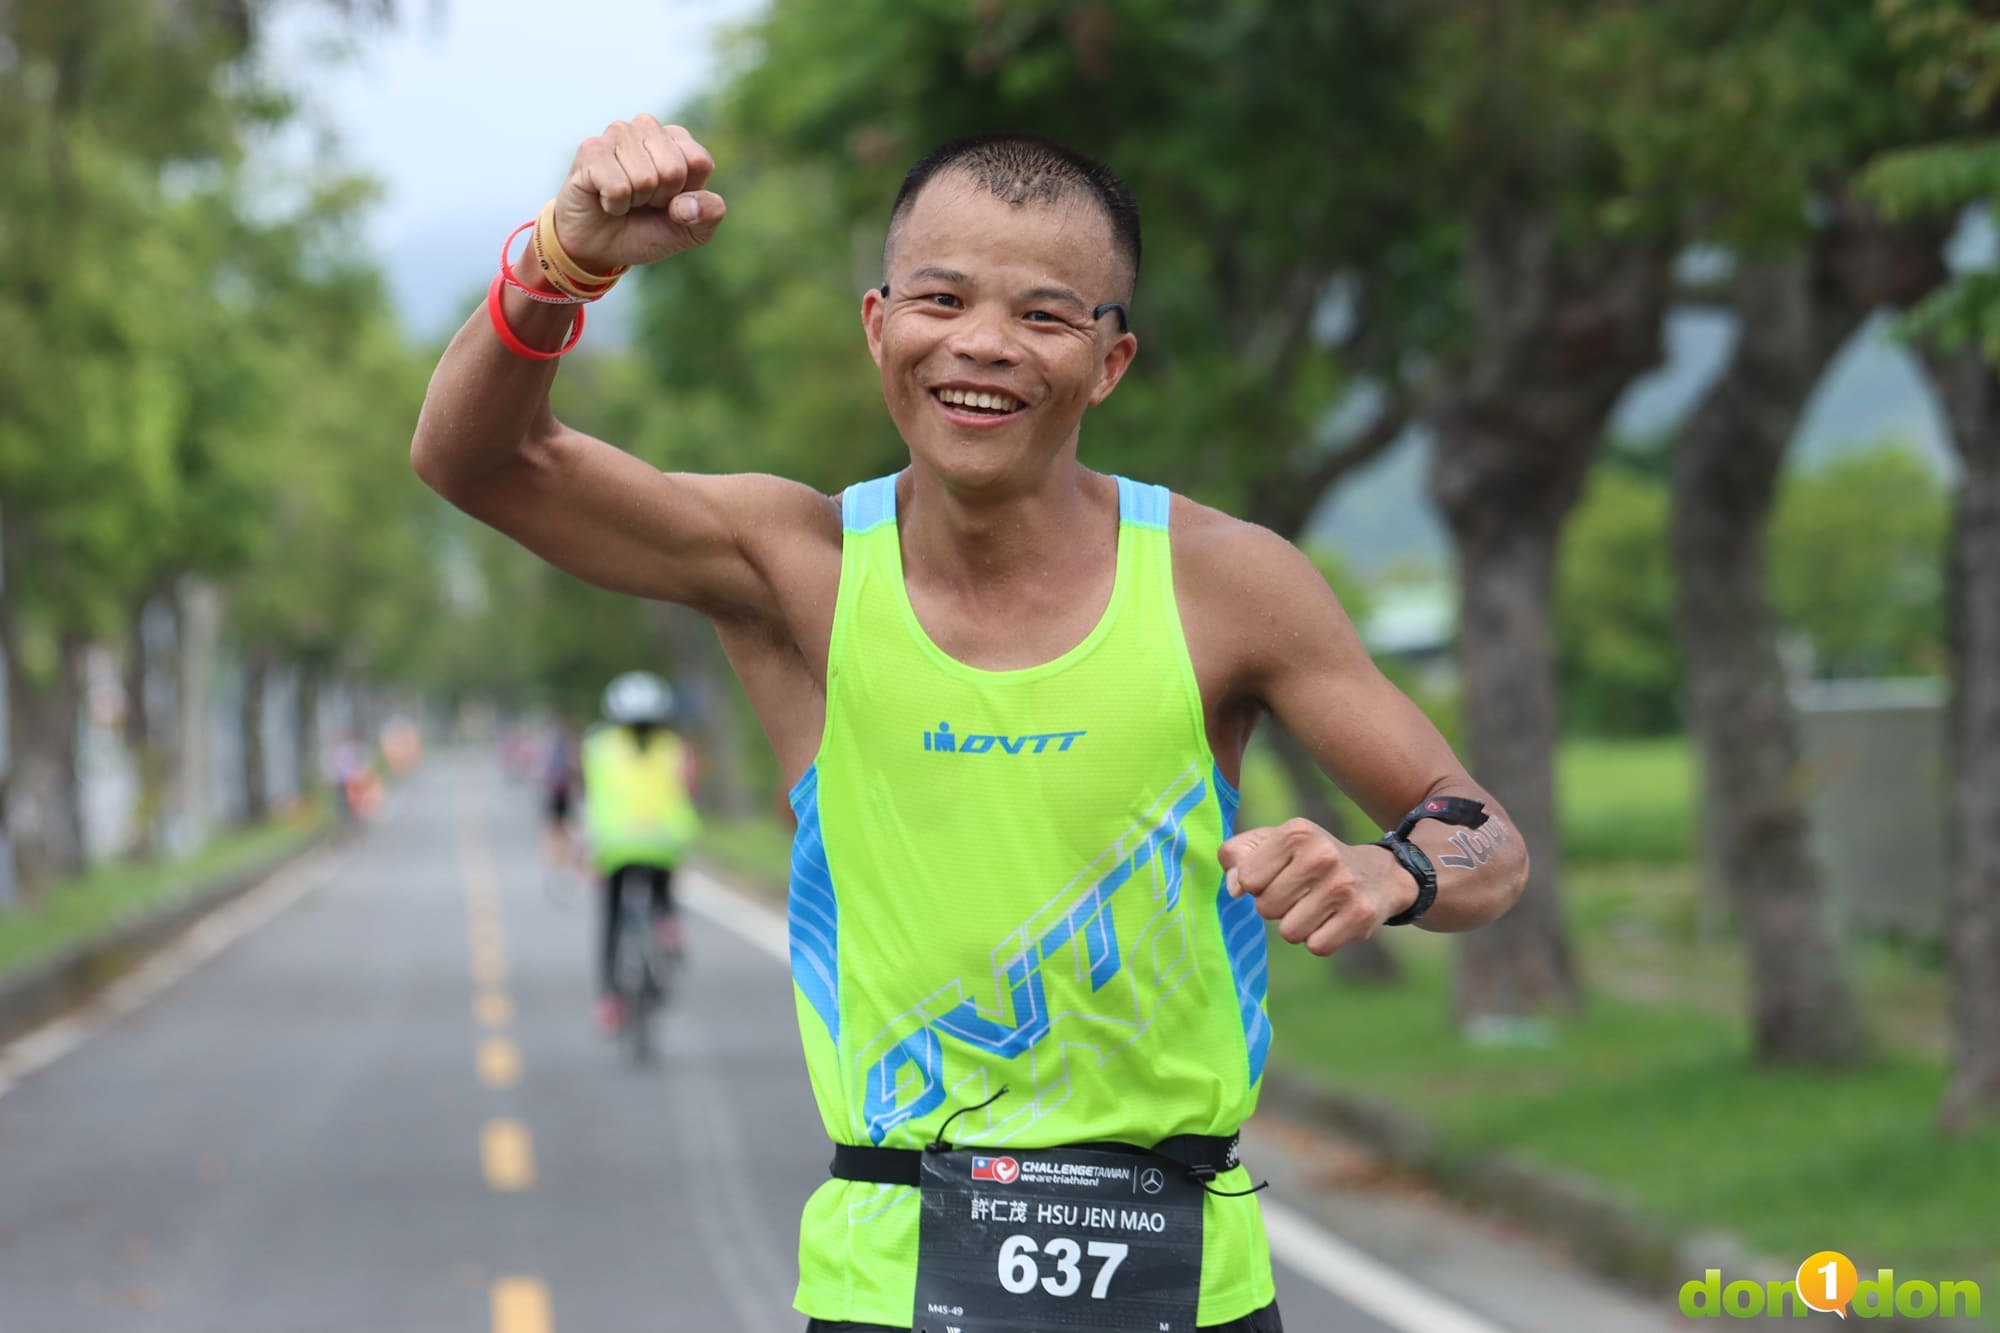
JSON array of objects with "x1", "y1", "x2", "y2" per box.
[{"x1": 997, "y1": 1235, "x2": 1129, "y2": 1299}]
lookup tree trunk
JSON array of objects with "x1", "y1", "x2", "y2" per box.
[
  {"x1": 1672, "y1": 202, "x2": 1948, "y2": 1066},
  {"x1": 0, "y1": 508, "x2": 89, "y2": 897},
  {"x1": 1926, "y1": 347, "x2": 2000, "y2": 1134},
  {"x1": 52, "y1": 635, "x2": 87, "y2": 872},
  {"x1": 0, "y1": 500, "x2": 15, "y2": 909},
  {"x1": 121, "y1": 585, "x2": 176, "y2": 859},
  {"x1": 1431, "y1": 208, "x2": 1671, "y2": 1028},
  {"x1": 7, "y1": 636, "x2": 88, "y2": 895},
  {"x1": 239, "y1": 651, "x2": 270, "y2": 825},
  {"x1": 1670, "y1": 263, "x2": 1871, "y2": 1066},
  {"x1": 173, "y1": 581, "x2": 223, "y2": 850},
  {"x1": 122, "y1": 593, "x2": 153, "y2": 857},
  {"x1": 294, "y1": 662, "x2": 321, "y2": 797},
  {"x1": 1266, "y1": 721, "x2": 1402, "y2": 984},
  {"x1": 1444, "y1": 517, "x2": 1578, "y2": 1025}
]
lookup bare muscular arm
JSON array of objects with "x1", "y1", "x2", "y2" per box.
[
  {"x1": 410, "y1": 117, "x2": 839, "y2": 627},
  {"x1": 1176, "y1": 500, "x2": 1527, "y2": 948}
]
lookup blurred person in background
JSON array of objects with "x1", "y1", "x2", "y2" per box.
[
  {"x1": 381, "y1": 717, "x2": 424, "y2": 774},
  {"x1": 581, "y1": 671, "x2": 701, "y2": 1034},
  {"x1": 539, "y1": 717, "x2": 583, "y2": 871},
  {"x1": 325, "y1": 731, "x2": 381, "y2": 825}
]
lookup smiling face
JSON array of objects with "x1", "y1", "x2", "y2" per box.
[{"x1": 862, "y1": 171, "x2": 1138, "y2": 497}]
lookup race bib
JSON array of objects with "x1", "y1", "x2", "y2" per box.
[{"x1": 913, "y1": 1147, "x2": 1204, "y2": 1333}]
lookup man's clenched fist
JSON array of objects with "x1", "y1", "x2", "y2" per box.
[
  {"x1": 552, "y1": 116, "x2": 726, "y2": 273},
  {"x1": 1219, "y1": 818, "x2": 1418, "y2": 956}
]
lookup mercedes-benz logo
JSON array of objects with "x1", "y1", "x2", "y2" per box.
[{"x1": 1139, "y1": 1167, "x2": 1166, "y2": 1196}]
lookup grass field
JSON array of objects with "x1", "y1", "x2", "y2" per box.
[
  {"x1": 1555, "y1": 736, "x2": 1697, "y2": 864},
  {"x1": 1264, "y1": 935, "x2": 1996, "y2": 1289},
  {"x1": 0, "y1": 813, "x2": 326, "y2": 981},
  {"x1": 1239, "y1": 732, "x2": 1698, "y2": 867}
]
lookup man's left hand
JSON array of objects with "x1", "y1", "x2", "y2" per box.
[{"x1": 1218, "y1": 819, "x2": 1417, "y2": 955}]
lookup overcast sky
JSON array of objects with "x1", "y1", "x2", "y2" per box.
[{"x1": 270, "y1": 0, "x2": 762, "y2": 340}]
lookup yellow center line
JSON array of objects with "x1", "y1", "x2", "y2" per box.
[
  {"x1": 491, "y1": 1277, "x2": 551, "y2": 1333},
  {"x1": 473, "y1": 991, "x2": 514, "y2": 1028},
  {"x1": 478, "y1": 1036, "x2": 522, "y2": 1089},
  {"x1": 482, "y1": 1119, "x2": 536, "y2": 1191},
  {"x1": 461, "y1": 800, "x2": 552, "y2": 1328},
  {"x1": 461, "y1": 838, "x2": 501, "y2": 902}
]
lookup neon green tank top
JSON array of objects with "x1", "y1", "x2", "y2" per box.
[
  {"x1": 788, "y1": 473, "x2": 1274, "y2": 1325},
  {"x1": 580, "y1": 725, "x2": 700, "y2": 872}
]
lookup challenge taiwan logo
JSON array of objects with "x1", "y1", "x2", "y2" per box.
[
  {"x1": 1680, "y1": 1251, "x2": 1982, "y2": 1320},
  {"x1": 969, "y1": 1155, "x2": 1019, "y2": 1184}
]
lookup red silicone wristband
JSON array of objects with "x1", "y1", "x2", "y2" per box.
[
  {"x1": 486, "y1": 271, "x2": 584, "y2": 360},
  {"x1": 499, "y1": 221, "x2": 589, "y2": 306}
]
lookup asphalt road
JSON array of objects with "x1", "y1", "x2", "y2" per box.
[{"x1": 0, "y1": 753, "x2": 1661, "y2": 1333}]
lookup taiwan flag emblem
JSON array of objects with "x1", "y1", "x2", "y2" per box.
[{"x1": 970, "y1": 1155, "x2": 1019, "y2": 1184}]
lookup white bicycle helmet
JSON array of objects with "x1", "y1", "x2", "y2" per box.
[{"x1": 601, "y1": 670, "x2": 676, "y2": 725}]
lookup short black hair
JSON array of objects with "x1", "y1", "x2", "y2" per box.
[{"x1": 886, "y1": 133, "x2": 1141, "y2": 301}]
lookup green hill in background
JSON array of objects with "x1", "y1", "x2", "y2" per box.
[{"x1": 1309, "y1": 310, "x2": 1959, "y2": 580}]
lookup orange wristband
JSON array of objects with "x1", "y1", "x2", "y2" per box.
[{"x1": 536, "y1": 198, "x2": 626, "y2": 298}]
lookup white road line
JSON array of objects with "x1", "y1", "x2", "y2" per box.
[
  {"x1": 680, "y1": 868, "x2": 1516, "y2": 1333},
  {"x1": 1261, "y1": 1199, "x2": 1515, "y2": 1333},
  {"x1": 668, "y1": 1018, "x2": 799, "y2": 1333},
  {"x1": 680, "y1": 871, "x2": 789, "y2": 962},
  {"x1": 0, "y1": 849, "x2": 333, "y2": 1100}
]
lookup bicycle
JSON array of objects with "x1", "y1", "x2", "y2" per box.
[{"x1": 609, "y1": 886, "x2": 677, "y2": 1065}]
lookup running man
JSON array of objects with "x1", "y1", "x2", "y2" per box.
[{"x1": 413, "y1": 117, "x2": 1527, "y2": 1333}]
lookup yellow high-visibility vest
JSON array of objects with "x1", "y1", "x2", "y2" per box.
[{"x1": 580, "y1": 724, "x2": 700, "y2": 871}]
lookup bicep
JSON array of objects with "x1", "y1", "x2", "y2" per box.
[
  {"x1": 1218, "y1": 532, "x2": 1467, "y2": 828},
  {"x1": 1263, "y1": 632, "x2": 1467, "y2": 830},
  {"x1": 438, "y1": 419, "x2": 834, "y2": 620}
]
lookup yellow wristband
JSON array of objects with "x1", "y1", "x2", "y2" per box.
[
  {"x1": 536, "y1": 199, "x2": 627, "y2": 296},
  {"x1": 531, "y1": 222, "x2": 608, "y2": 302}
]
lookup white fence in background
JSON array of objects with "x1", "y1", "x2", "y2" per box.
[{"x1": 1794, "y1": 678, "x2": 1949, "y2": 942}]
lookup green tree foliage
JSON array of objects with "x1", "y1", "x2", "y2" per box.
[
  {"x1": 1771, "y1": 446, "x2": 1950, "y2": 679},
  {"x1": 1553, "y1": 444, "x2": 1952, "y2": 739},
  {"x1": 1557, "y1": 464, "x2": 1681, "y2": 738},
  {"x1": 0, "y1": 0, "x2": 448, "y2": 883},
  {"x1": 2, "y1": 0, "x2": 280, "y2": 884},
  {"x1": 637, "y1": 1, "x2": 1442, "y2": 529},
  {"x1": 1865, "y1": 0, "x2": 2000, "y2": 358}
]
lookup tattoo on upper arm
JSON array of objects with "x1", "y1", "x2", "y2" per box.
[{"x1": 1438, "y1": 818, "x2": 1511, "y2": 871}]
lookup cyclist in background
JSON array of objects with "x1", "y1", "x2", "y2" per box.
[{"x1": 580, "y1": 671, "x2": 701, "y2": 1034}]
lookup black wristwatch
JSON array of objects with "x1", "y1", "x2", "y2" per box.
[{"x1": 1376, "y1": 796, "x2": 1489, "y2": 927}]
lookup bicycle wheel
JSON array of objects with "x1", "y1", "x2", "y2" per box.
[{"x1": 614, "y1": 907, "x2": 656, "y2": 1065}]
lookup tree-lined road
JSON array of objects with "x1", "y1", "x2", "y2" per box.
[{"x1": 0, "y1": 754, "x2": 1672, "y2": 1332}]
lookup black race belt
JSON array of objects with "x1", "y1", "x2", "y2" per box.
[{"x1": 831, "y1": 1132, "x2": 1243, "y2": 1188}]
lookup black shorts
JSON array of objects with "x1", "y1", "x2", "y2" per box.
[
  {"x1": 544, "y1": 785, "x2": 572, "y2": 824},
  {"x1": 806, "y1": 1301, "x2": 1282, "y2": 1332}
]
